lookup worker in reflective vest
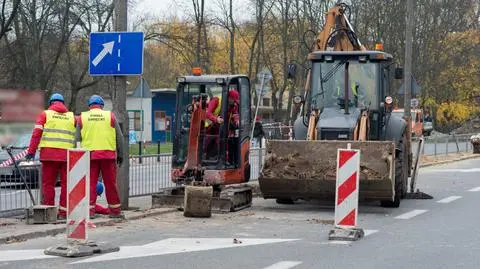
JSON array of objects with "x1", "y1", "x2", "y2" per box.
[
  {"x1": 204, "y1": 89, "x2": 240, "y2": 162},
  {"x1": 76, "y1": 95, "x2": 125, "y2": 218},
  {"x1": 26, "y1": 93, "x2": 76, "y2": 219}
]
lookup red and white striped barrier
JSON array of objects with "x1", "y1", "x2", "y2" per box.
[
  {"x1": 67, "y1": 149, "x2": 90, "y2": 243},
  {"x1": 334, "y1": 146, "x2": 360, "y2": 227},
  {"x1": 0, "y1": 149, "x2": 29, "y2": 167},
  {"x1": 329, "y1": 144, "x2": 364, "y2": 241}
]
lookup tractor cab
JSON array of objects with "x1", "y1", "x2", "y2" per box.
[{"x1": 172, "y1": 73, "x2": 252, "y2": 184}]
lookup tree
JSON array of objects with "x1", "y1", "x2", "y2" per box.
[{"x1": 0, "y1": 0, "x2": 20, "y2": 41}]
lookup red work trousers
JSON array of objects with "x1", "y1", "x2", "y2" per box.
[
  {"x1": 41, "y1": 161, "x2": 67, "y2": 217},
  {"x1": 89, "y1": 159, "x2": 121, "y2": 215}
]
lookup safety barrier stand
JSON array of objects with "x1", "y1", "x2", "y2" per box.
[
  {"x1": 44, "y1": 148, "x2": 119, "y2": 257},
  {"x1": 328, "y1": 143, "x2": 365, "y2": 241}
]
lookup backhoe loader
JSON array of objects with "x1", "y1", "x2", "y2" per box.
[{"x1": 258, "y1": 3, "x2": 413, "y2": 207}]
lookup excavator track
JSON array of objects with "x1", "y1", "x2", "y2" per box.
[{"x1": 152, "y1": 184, "x2": 252, "y2": 213}]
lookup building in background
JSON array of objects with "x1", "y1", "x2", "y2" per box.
[
  {"x1": 151, "y1": 88, "x2": 176, "y2": 143},
  {"x1": 0, "y1": 89, "x2": 44, "y2": 145},
  {"x1": 104, "y1": 78, "x2": 152, "y2": 142},
  {"x1": 103, "y1": 79, "x2": 176, "y2": 144}
]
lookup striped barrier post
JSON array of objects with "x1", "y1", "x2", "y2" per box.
[
  {"x1": 67, "y1": 149, "x2": 90, "y2": 243},
  {"x1": 44, "y1": 148, "x2": 119, "y2": 257},
  {"x1": 328, "y1": 144, "x2": 364, "y2": 241}
]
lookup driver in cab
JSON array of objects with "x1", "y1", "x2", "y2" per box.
[
  {"x1": 204, "y1": 87, "x2": 240, "y2": 162},
  {"x1": 334, "y1": 78, "x2": 366, "y2": 109}
]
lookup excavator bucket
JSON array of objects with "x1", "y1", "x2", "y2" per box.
[{"x1": 258, "y1": 140, "x2": 396, "y2": 202}]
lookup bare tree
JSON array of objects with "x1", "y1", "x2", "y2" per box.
[{"x1": 0, "y1": 0, "x2": 20, "y2": 40}]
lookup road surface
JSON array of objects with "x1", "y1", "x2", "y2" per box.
[{"x1": 0, "y1": 158, "x2": 479, "y2": 268}]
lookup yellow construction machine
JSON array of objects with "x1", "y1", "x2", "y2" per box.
[{"x1": 258, "y1": 3, "x2": 417, "y2": 207}]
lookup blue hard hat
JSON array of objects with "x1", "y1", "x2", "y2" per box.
[
  {"x1": 96, "y1": 181, "x2": 104, "y2": 196},
  {"x1": 49, "y1": 93, "x2": 64, "y2": 104},
  {"x1": 88, "y1": 95, "x2": 104, "y2": 107}
]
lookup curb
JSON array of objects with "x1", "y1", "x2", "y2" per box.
[
  {"x1": 0, "y1": 208, "x2": 177, "y2": 245},
  {"x1": 419, "y1": 154, "x2": 480, "y2": 168}
]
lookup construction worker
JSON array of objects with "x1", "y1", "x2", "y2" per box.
[
  {"x1": 76, "y1": 95, "x2": 124, "y2": 218},
  {"x1": 253, "y1": 116, "x2": 265, "y2": 147},
  {"x1": 25, "y1": 93, "x2": 76, "y2": 219},
  {"x1": 204, "y1": 88, "x2": 240, "y2": 162},
  {"x1": 335, "y1": 79, "x2": 366, "y2": 108}
]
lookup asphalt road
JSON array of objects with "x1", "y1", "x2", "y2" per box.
[{"x1": 0, "y1": 158, "x2": 479, "y2": 268}]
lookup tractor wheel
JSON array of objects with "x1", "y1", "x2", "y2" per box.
[{"x1": 381, "y1": 134, "x2": 406, "y2": 208}]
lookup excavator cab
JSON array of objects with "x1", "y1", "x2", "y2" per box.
[{"x1": 172, "y1": 74, "x2": 253, "y2": 186}]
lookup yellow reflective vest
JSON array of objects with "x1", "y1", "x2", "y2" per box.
[
  {"x1": 337, "y1": 82, "x2": 358, "y2": 96},
  {"x1": 80, "y1": 109, "x2": 116, "y2": 151},
  {"x1": 39, "y1": 110, "x2": 76, "y2": 149},
  {"x1": 205, "y1": 96, "x2": 222, "y2": 128}
]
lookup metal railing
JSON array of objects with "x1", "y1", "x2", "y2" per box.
[
  {"x1": 412, "y1": 133, "x2": 476, "y2": 157},
  {"x1": 1, "y1": 133, "x2": 477, "y2": 216},
  {"x1": 128, "y1": 154, "x2": 176, "y2": 197},
  {"x1": 0, "y1": 164, "x2": 42, "y2": 217}
]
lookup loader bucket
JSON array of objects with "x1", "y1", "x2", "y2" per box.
[{"x1": 258, "y1": 140, "x2": 396, "y2": 202}]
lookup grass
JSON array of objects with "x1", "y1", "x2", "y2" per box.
[{"x1": 129, "y1": 142, "x2": 173, "y2": 155}]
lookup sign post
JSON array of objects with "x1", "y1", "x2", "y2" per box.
[
  {"x1": 88, "y1": 31, "x2": 144, "y2": 210},
  {"x1": 250, "y1": 68, "x2": 272, "y2": 143}
]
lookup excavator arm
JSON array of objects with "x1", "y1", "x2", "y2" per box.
[
  {"x1": 316, "y1": 3, "x2": 366, "y2": 52},
  {"x1": 305, "y1": 3, "x2": 369, "y2": 141}
]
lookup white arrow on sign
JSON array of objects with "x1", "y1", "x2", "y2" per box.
[{"x1": 92, "y1": 41, "x2": 115, "y2": 66}]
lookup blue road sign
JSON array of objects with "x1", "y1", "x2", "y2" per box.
[{"x1": 89, "y1": 32, "x2": 144, "y2": 76}]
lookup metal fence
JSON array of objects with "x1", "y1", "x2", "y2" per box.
[
  {"x1": 412, "y1": 133, "x2": 476, "y2": 157},
  {"x1": 0, "y1": 133, "x2": 477, "y2": 216},
  {"x1": 128, "y1": 154, "x2": 176, "y2": 197},
  {"x1": 0, "y1": 164, "x2": 41, "y2": 217},
  {"x1": 127, "y1": 148, "x2": 267, "y2": 197}
]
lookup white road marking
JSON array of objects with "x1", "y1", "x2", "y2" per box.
[
  {"x1": 117, "y1": 63, "x2": 120, "y2": 71},
  {"x1": 364, "y1": 229, "x2": 378, "y2": 237},
  {"x1": 262, "y1": 261, "x2": 302, "y2": 269},
  {"x1": 468, "y1": 186, "x2": 480, "y2": 192},
  {"x1": 394, "y1": 209, "x2": 428, "y2": 220},
  {"x1": 0, "y1": 250, "x2": 56, "y2": 262},
  {"x1": 117, "y1": 49, "x2": 120, "y2": 57},
  {"x1": 118, "y1": 35, "x2": 121, "y2": 43},
  {"x1": 426, "y1": 168, "x2": 480, "y2": 173},
  {"x1": 325, "y1": 241, "x2": 350, "y2": 245},
  {"x1": 71, "y1": 238, "x2": 299, "y2": 264},
  {"x1": 437, "y1": 196, "x2": 462, "y2": 204}
]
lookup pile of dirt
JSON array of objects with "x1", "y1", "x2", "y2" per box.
[
  {"x1": 453, "y1": 117, "x2": 480, "y2": 134},
  {"x1": 261, "y1": 152, "x2": 336, "y2": 180},
  {"x1": 260, "y1": 151, "x2": 381, "y2": 180}
]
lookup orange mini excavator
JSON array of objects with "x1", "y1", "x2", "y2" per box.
[{"x1": 152, "y1": 70, "x2": 253, "y2": 213}]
